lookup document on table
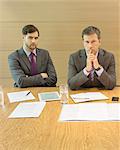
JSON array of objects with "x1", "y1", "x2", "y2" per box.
[
  {"x1": 7, "y1": 91, "x2": 35, "y2": 103},
  {"x1": 8, "y1": 101, "x2": 46, "y2": 118},
  {"x1": 70, "y1": 92, "x2": 108, "y2": 103},
  {"x1": 38, "y1": 91, "x2": 60, "y2": 101},
  {"x1": 59, "y1": 103, "x2": 120, "y2": 121}
]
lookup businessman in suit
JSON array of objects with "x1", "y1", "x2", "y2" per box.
[
  {"x1": 8, "y1": 24, "x2": 57, "y2": 88},
  {"x1": 68, "y1": 26, "x2": 116, "y2": 90}
]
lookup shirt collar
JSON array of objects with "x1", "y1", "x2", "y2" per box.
[{"x1": 23, "y1": 48, "x2": 37, "y2": 57}]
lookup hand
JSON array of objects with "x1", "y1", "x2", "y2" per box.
[
  {"x1": 41, "y1": 73, "x2": 48, "y2": 79},
  {"x1": 92, "y1": 55, "x2": 100, "y2": 69},
  {"x1": 86, "y1": 51, "x2": 95, "y2": 72}
]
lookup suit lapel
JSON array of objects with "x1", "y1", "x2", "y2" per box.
[
  {"x1": 36, "y1": 49, "x2": 42, "y2": 72},
  {"x1": 79, "y1": 49, "x2": 87, "y2": 69},
  {"x1": 18, "y1": 48, "x2": 31, "y2": 71},
  {"x1": 98, "y1": 49, "x2": 105, "y2": 67}
]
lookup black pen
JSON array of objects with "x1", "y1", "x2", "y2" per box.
[{"x1": 26, "y1": 91, "x2": 30, "y2": 96}]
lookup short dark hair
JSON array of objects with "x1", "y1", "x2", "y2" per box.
[
  {"x1": 82, "y1": 26, "x2": 101, "y2": 39},
  {"x1": 22, "y1": 24, "x2": 40, "y2": 36}
]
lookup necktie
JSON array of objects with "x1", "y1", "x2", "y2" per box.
[
  {"x1": 29, "y1": 52, "x2": 37, "y2": 75},
  {"x1": 90, "y1": 63, "x2": 94, "y2": 81}
]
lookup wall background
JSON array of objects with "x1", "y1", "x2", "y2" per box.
[{"x1": 0, "y1": 0, "x2": 119, "y2": 87}]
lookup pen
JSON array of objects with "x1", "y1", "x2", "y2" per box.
[
  {"x1": 26, "y1": 91, "x2": 31, "y2": 96},
  {"x1": 73, "y1": 97, "x2": 90, "y2": 99}
]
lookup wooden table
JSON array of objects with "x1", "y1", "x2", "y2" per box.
[{"x1": 0, "y1": 87, "x2": 120, "y2": 150}]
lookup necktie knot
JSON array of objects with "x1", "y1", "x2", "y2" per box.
[{"x1": 29, "y1": 52, "x2": 35, "y2": 60}]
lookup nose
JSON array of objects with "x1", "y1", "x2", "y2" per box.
[
  {"x1": 31, "y1": 38, "x2": 36, "y2": 43},
  {"x1": 88, "y1": 43, "x2": 92, "y2": 49}
]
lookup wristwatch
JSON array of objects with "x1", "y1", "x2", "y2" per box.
[{"x1": 95, "y1": 67, "x2": 101, "y2": 71}]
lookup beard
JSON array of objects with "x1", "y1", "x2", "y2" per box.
[{"x1": 25, "y1": 42, "x2": 37, "y2": 51}]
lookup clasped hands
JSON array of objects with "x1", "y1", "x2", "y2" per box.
[{"x1": 86, "y1": 50, "x2": 101, "y2": 72}]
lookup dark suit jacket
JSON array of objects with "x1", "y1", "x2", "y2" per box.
[
  {"x1": 68, "y1": 49, "x2": 116, "y2": 90},
  {"x1": 8, "y1": 48, "x2": 57, "y2": 87}
]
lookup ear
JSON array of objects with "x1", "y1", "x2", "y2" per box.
[
  {"x1": 82, "y1": 38, "x2": 84, "y2": 44},
  {"x1": 99, "y1": 38, "x2": 101, "y2": 43},
  {"x1": 22, "y1": 35, "x2": 26, "y2": 40},
  {"x1": 98, "y1": 39, "x2": 101, "y2": 48}
]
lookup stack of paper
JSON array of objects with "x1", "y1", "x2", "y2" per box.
[
  {"x1": 8, "y1": 102, "x2": 46, "y2": 118},
  {"x1": 7, "y1": 91, "x2": 35, "y2": 103},
  {"x1": 70, "y1": 92, "x2": 108, "y2": 103},
  {"x1": 38, "y1": 91, "x2": 60, "y2": 101},
  {"x1": 59, "y1": 103, "x2": 120, "y2": 121}
]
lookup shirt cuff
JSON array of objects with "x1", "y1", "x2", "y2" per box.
[
  {"x1": 95, "y1": 67, "x2": 104, "y2": 76},
  {"x1": 83, "y1": 68, "x2": 90, "y2": 76}
]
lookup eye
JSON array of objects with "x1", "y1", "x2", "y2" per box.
[
  {"x1": 28, "y1": 36, "x2": 33, "y2": 39},
  {"x1": 85, "y1": 41, "x2": 89, "y2": 44},
  {"x1": 35, "y1": 37, "x2": 38, "y2": 40},
  {"x1": 91, "y1": 40, "x2": 96, "y2": 43}
]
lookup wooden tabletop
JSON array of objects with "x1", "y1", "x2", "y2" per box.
[{"x1": 0, "y1": 87, "x2": 120, "y2": 150}]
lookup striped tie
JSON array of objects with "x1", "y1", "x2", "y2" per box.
[
  {"x1": 29, "y1": 52, "x2": 37, "y2": 75},
  {"x1": 90, "y1": 63, "x2": 94, "y2": 81}
]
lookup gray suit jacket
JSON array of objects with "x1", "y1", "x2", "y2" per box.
[
  {"x1": 68, "y1": 49, "x2": 116, "y2": 90},
  {"x1": 8, "y1": 48, "x2": 57, "y2": 87}
]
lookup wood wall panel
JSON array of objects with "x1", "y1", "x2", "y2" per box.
[
  {"x1": 0, "y1": 22, "x2": 118, "y2": 51},
  {"x1": 0, "y1": 1, "x2": 118, "y2": 22},
  {"x1": 0, "y1": 0, "x2": 119, "y2": 86}
]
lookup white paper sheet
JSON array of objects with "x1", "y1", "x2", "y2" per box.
[
  {"x1": 59, "y1": 103, "x2": 120, "y2": 121},
  {"x1": 38, "y1": 91, "x2": 60, "y2": 101},
  {"x1": 7, "y1": 91, "x2": 35, "y2": 103},
  {"x1": 8, "y1": 102, "x2": 46, "y2": 118},
  {"x1": 70, "y1": 92, "x2": 108, "y2": 103}
]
